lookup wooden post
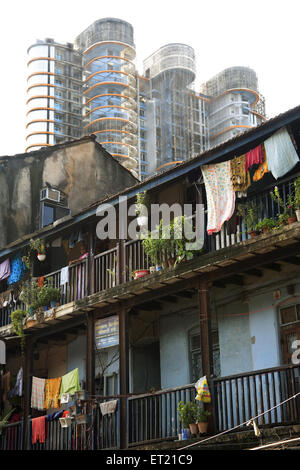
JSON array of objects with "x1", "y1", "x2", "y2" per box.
[
  {"x1": 87, "y1": 224, "x2": 95, "y2": 296},
  {"x1": 197, "y1": 280, "x2": 213, "y2": 378},
  {"x1": 197, "y1": 280, "x2": 215, "y2": 433},
  {"x1": 116, "y1": 239, "x2": 126, "y2": 286},
  {"x1": 119, "y1": 306, "x2": 129, "y2": 449},
  {"x1": 86, "y1": 312, "x2": 95, "y2": 397},
  {"x1": 22, "y1": 337, "x2": 33, "y2": 450}
]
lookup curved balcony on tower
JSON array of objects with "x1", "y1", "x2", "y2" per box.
[{"x1": 75, "y1": 18, "x2": 139, "y2": 176}]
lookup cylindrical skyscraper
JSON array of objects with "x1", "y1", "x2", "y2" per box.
[
  {"x1": 26, "y1": 39, "x2": 82, "y2": 152},
  {"x1": 75, "y1": 18, "x2": 139, "y2": 177}
]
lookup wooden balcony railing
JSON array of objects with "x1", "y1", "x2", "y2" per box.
[
  {"x1": 213, "y1": 364, "x2": 300, "y2": 432},
  {"x1": 1, "y1": 172, "x2": 300, "y2": 330},
  {"x1": 1, "y1": 364, "x2": 300, "y2": 450}
]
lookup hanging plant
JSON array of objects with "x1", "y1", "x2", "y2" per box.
[
  {"x1": 11, "y1": 309, "x2": 27, "y2": 353},
  {"x1": 29, "y1": 238, "x2": 46, "y2": 261}
]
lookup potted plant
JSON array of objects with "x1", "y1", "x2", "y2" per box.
[
  {"x1": 270, "y1": 186, "x2": 295, "y2": 225},
  {"x1": 141, "y1": 230, "x2": 163, "y2": 271},
  {"x1": 237, "y1": 201, "x2": 260, "y2": 237},
  {"x1": 177, "y1": 401, "x2": 199, "y2": 438},
  {"x1": 135, "y1": 190, "x2": 150, "y2": 227},
  {"x1": 47, "y1": 286, "x2": 61, "y2": 308},
  {"x1": 19, "y1": 281, "x2": 41, "y2": 315},
  {"x1": 294, "y1": 177, "x2": 300, "y2": 221},
  {"x1": 133, "y1": 269, "x2": 150, "y2": 280},
  {"x1": 11, "y1": 309, "x2": 27, "y2": 353},
  {"x1": 256, "y1": 217, "x2": 277, "y2": 234},
  {"x1": 29, "y1": 237, "x2": 46, "y2": 261},
  {"x1": 196, "y1": 408, "x2": 211, "y2": 434}
]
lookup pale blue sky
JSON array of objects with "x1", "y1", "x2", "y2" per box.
[{"x1": 0, "y1": 0, "x2": 299, "y2": 155}]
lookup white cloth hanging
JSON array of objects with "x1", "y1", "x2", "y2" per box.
[
  {"x1": 100, "y1": 400, "x2": 118, "y2": 415},
  {"x1": 264, "y1": 127, "x2": 299, "y2": 179}
]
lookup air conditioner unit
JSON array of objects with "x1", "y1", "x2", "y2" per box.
[{"x1": 40, "y1": 187, "x2": 61, "y2": 203}]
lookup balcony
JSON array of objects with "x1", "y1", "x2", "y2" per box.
[
  {"x1": 1, "y1": 363, "x2": 300, "y2": 450},
  {"x1": 0, "y1": 171, "x2": 300, "y2": 331}
]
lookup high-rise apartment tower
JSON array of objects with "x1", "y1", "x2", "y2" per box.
[{"x1": 25, "y1": 19, "x2": 266, "y2": 179}]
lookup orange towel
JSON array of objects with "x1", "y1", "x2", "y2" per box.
[{"x1": 44, "y1": 377, "x2": 62, "y2": 410}]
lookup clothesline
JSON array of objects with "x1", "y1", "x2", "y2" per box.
[{"x1": 201, "y1": 126, "x2": 300, "y2": 236}]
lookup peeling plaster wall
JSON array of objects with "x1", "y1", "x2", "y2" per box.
[{"x1": 0, "y1": 140, "x2": 137, "y2": 249}]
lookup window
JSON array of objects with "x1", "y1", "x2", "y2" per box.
[{"x1": 280, "y1": 304, "x2": 300, "y2": 325}]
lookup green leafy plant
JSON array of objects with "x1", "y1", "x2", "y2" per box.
[
  {"x1": 271, "y1": 186, "x2": 295, "y2": 219},
  {"x1": 0, "y1": 408, "x2": 15, "y2": 435},
  {"x1": 20, "y1": 281, "x2": 41, "y2": 310},
  {"x1": 293, "y1": 177, "x2": 300, "y2": 210},
  {"x1": 256, "y1": 218, "x2": 277, "y2": 232},
  {"x1": 135, "y1": 191, "x2": 151, "y2": 216},
  {"x1": 11, "y1": 310, "x2": 27, "y2": 352},
  {"x1": 177, "y1": 401, "x2": 199, "y2": 428},
  {"x1": 37, "y1": 284, "x2": 60, "y2": 307},
  {"x1": 237, "y1": 201, "x2": 260, "y2": 233},
  {"x1": 196, "y1": 408, "x2": 211, "y2": 423},
  {"x1": 29, "y1": 237, "x2": 45, "y2": 254}
]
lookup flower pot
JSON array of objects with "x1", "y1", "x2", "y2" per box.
[
  {"x1": 50, "y1": 301, "x2": 56, "y2": 309},
  {"x1": 249, "y1": 230, "x2": 259, "y2": 238},
  {"x1": 37, "y1": 253, "x2": 46, "y2": 261},
  {"x1": 149, "y1": 266, "x2": 156, "y2": 274},
  {"x1": 134, "y1": 269, "x2": 150, "y2": 279},
  {"x1": 197, "y1": 421, "x2": 208, "y2": 434},
  {"x1": 44, "y1": 305, "x2": 48, "y2": 312},
  {"x1": 189, "y1": 423, "x2": 198, "y2": 436},
  {"x1": 296, "y1": 210, "x2": 300, "y2": 222},
  {"x1": 156, "y1": 265, "x2": 163, "y2": 271},
  {"x1": 262, "y1": 227, "x2": 269, "y2": 234},
  {"x1": 182, "y1": 428, "x2": 190, "y2": 440},
  {"x1": 288, "y1": 217, "x2": 297, "y2": 225}
]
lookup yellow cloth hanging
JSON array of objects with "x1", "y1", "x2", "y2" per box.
[
  {"x1": 253, "y1": 158, "x2": 269, "y2": 182},
  {"x1": 44, "y1": 377, "x2": 62, "y2": 410},
  {"x1": 230, "y1": 155, "x2": 251, "y2": 192}
]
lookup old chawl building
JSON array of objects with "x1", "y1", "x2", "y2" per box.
[{"x1": 1, "y1": 105, "x2": 300, "y2": 450}]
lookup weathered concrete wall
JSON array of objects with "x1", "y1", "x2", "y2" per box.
[{"x1": 0, "y1": 138, "x2": 137, "y2": 248}]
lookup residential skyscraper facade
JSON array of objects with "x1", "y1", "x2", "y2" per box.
[
  {"x1": 26, "y1": 39, "x2": 83, "y2": 153},
  {"x1": 25, "y1": 18, "x2": 266, "y2": 179}
]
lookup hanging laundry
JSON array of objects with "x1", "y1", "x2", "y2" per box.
[
  {"x1": 253, "y1": 158, "x2": 269, "y2": 182},
  {"x1": 201, "y1": 161, "x2": 236, "y2": 235},
  {"x1": 264, "y1": 127, "x2": 299, "y2": 179},
  {"x1": 59, "y1": 368, "x2": 80, "y2": 398},
  {"x1": 32, "y1": 416, "x2": 46, "y2": 445},
  {"x1": 230, "y1": 155, "x2": 251, "y2": 192},
  {"x1": 0, "y1": 259, "x2": 10, "y2": 282},
  {"x1": 7, "y1": 367, "x2": 23, "y2": 398},
  {"x1": 44, "y1": 377, "x2": 62, "y2": 410},
  {"x1": 31, "y1": 377, "x2": 46, "y2": 410},
  {"x1": 100, "y1": 400, "x2": 118, "y2": 416},
  {"x1": 46, "y1": 410, "x2": 64, "y2": 421},
  {"x1": 69, "y1": 231, "x2": 83, "y2": 249},
  {"x1": 7, "y1": 253, "x2": 27, "y2": 286},
  {"x1": 60, "y1": 266, "x2": 69, "y2": 285},
  {"x1": 244, "y1": 144, "x2": 265, "y2": 172}
]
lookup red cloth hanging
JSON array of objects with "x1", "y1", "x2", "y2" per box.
[
  {"x1": 245, "y1": 144, "x2": 265, "y2": 172},
  {"x1": 32, "y1": 416, "x2": 46, "y2": 444}
]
